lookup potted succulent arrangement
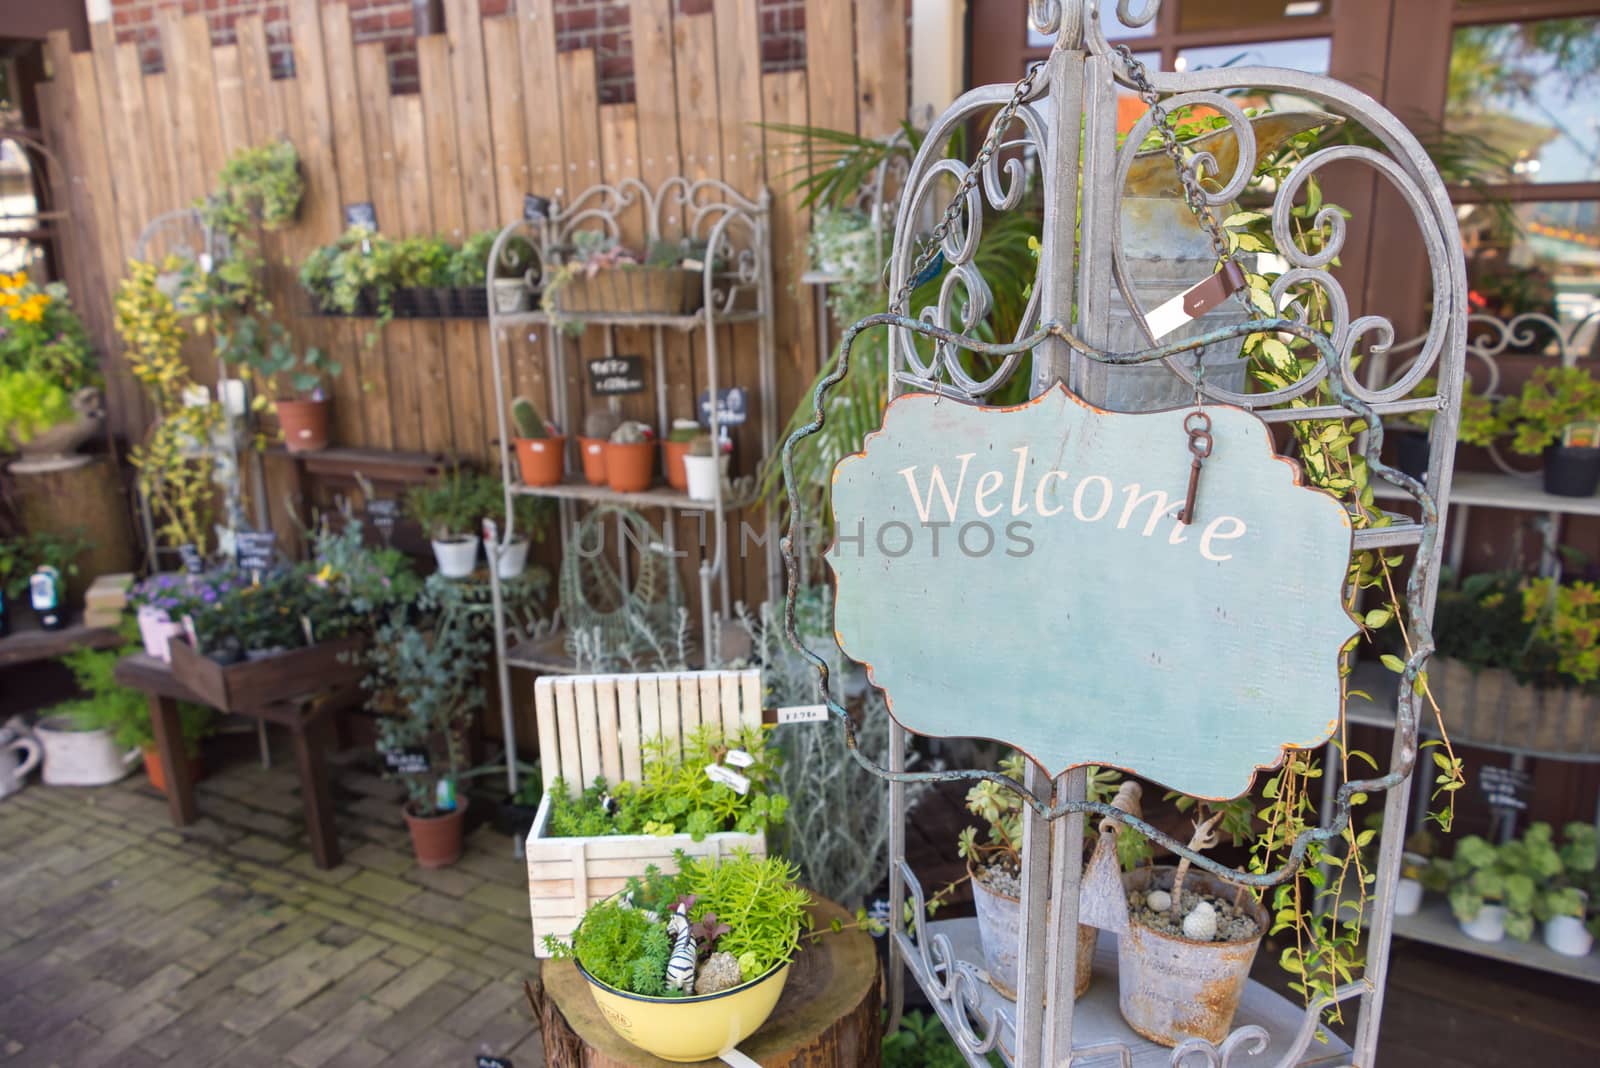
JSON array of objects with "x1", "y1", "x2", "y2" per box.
[
  {"x1": 509, "y1": 394, "x2": 564, "y2": 486},
  {"x1": 606, "y1": 420, "x2": 657, "y2": 493},
  {"x1": 578, "y1": 407, "x2": 622, "y2": 485},
  {"x1": 1490, "y1": 365, "x2": 1600, "y2": 497},
  {"x1": 406, "y1": 465, "x2": 483, "y2": 578},
  {"x1": 661, "y1": 419, "x2": 702, "y2": 492},
  {"x1": 39, "y1": 641, "x2": 211, "y2": 793},
  {"x1": 0, "y1": 270, "x2": 103, "y2": 468},
  {"x1": 364, "y1": 578, "x2": 490, "y2": 868},
  {"x1": 528, "y1": 724, "x2": 786, "y2": 953},
  {"x1": 547, "y1": 849, "x2": 812, "y2": 1062},
  {"x1": 541, "y1": 233, "x2": 709, "y2": 332}
]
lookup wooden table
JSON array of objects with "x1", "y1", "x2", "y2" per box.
[
  {"x1": 531, "y1": 898, "x2": 882, "y2": 1068},
  {"x1": 113, "y1": 652, "x2": 362, "y2": 869}
]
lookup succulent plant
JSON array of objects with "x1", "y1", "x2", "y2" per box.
[
  {"x1": 667, "y1": 418, "x2": 702, "y2": 443},
  {"x1": 511, "y1": 395, "x2": 548, "y2": 439},
  {"x1": 687, "y1": 432, "x2": 716, "y2": 458},
  {"x1": 584, "y1": 407, "x2": 623, "y2": 440},
  {"x1": 610, "y1": 420, "x2": 652, "y2": 445}
]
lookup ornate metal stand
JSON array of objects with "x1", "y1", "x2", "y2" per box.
[{"x1": 781, "y1": 2, "x2": 1469, "y2": 1065}]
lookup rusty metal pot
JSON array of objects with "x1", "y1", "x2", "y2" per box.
[
  {"x1": 1117, "y1": 866, "x2": 1267, "y2": 1047},
  {"x1": 1082, "y1": 112, "x2": 1337, "y2": 413},
  {"x1": 969, "y1": 859, "x2": 1094, "y2": 1001}
]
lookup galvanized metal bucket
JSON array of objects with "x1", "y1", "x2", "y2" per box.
[
  {"x1": 1116, "y1": 867, "x2": 1268, "y2": 1047},
  {"x1": 970, "y1": 862, "x2": 1094, "y2": 1000}
]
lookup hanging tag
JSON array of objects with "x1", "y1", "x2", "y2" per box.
[
  {"x1": 1144, "y1": 261, "x2": 1247, "y2": 340},
  {"x1": 909, "y1": 249, "x2": 945, "y2": 291},
  {"x1": 300, "y1": 614, "x2": 315, "y2": 646},
  {"x1": 705, "y1": 764, "x2": 751, "y2": 795},
  {"x1": 724, "y1": 749, "x2": 755, "y2": 769},
  {"x1": 770, "y1": 705, "x2": 829, "y2": 725}
]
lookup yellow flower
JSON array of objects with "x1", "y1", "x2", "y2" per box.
[{"x1": 0, "y1": 291, "x2": 16, "y2": 309}]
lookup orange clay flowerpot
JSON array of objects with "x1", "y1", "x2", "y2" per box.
[
  {"x1": 515, "y1": 436, "x2": 566, "y2": 486},
  {"x1": 578, "y1": 437, "x2": 609, "y2": 485},
  {"x1": 276, "y1": 399, "x2": 330, "y2": 453},
  {"x1": 141, "y1": 745, "x2": 202, "y2": 796},
  {"x1": 605, "y1": 441, "x2": 656, "y2": 493},
  {"x1": 662, "y1": 439, "x2": 692, "y2": 491},
  {"x1": 404, "y1": 799, "x2": 468, "y2": 868}
]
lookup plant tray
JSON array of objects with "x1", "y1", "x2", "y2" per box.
[
  {"x1": 1430, "y1": 656, "x2": 1600, "y2": 756},
  {"x1": 551, "y1": 266, "x2": 704, "y2": 318},
  {"x1": 167, "y1": 635, "x2": 367, "y2": 713},
  {"x1": 524, "y1": 792, "x2": 767, "y2": 956}
]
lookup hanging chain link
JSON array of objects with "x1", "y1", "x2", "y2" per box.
[{"x1": 889, "y1": 62, "x2": 1045, "y2": 315}]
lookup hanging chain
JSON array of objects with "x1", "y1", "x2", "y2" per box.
[{"x1": 890, "y1": 62, "x2": 1045, "y2": 315}]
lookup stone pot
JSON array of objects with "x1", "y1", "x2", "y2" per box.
[
  {"x1": 34, "y1": 716, "x2": 139, "y2": 786},
  {"x1": 492, "y1": 278, "x2": 532, "y2": 314},
  {"x1": 968, "y1": 860, "x2": 1093, "y2": 1001},
  {"x1": 431, "y1": 537, "x2": 479, "y2": 579},
  {"x1": 1117, "y1": 866, "x2": 1267, "y2": 1047},
  {"x1": 405, "y1": 799, "x2": 468, "y2": 868},
  {"x1": 1392, "y1": 877, "x2": 1424, "y2": 917}
]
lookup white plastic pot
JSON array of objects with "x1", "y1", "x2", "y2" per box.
[
  {"x1": 492, "y1": 278, "x2": 531, "y2": 314},
  {"x1": 684, "y1": 453, "x2": 727, "y2": 501},
  {"x1": 1543, "y1": 915, "x2": 1593, "y2": 958},
  {"x1": 432, "y1": 537, "x2": 480, "y2": 579},
  {"x1": 1392, "y1": 877, "x2": 1423, "y2": 917},
  {"x1": 493, "y1": 538, "x2": 530, "y2": 579},
  {"x1": 1459, "y1": 903, "x2": 1506, "y2": 943},
  {"x1": 35, "y1": 716, "x2": 140, "y2": 787}
]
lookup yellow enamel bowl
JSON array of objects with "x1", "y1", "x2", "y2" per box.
[{"x1": 575, "y1": 956, "x2": 792, "y2": 1062}]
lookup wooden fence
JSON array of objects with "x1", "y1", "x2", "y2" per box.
[{"x1": 37, "y1": 0, "x2": 908, "y2": 609}]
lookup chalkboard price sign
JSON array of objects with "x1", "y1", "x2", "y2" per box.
[
  {"x1": 698, "y1": 386, "x2": 749, "y2": 428},
  {"x1": 344, "y1": 201, "x2": 378, "y2": 230},
  {"x1": 476, "y1": 1056, "x2": 513, "y2": 1068},
  {"x1": 235, "y1": 531, "x2": 278, "y2": 573},
  {"x1": 178, "y1": 543, "x2": 204, "y2": 576},
  {"x1": 1480, "y1": 765, "x2": 1531, "y2": 812},
  {"x1": 522, "y1": 193, "x2": 551, "y2": 222},
  {"x1": 587, "y1": 355, "x2": 646, "y2": 396},
  {"x1": 367, "y1": 498, "x2": 400, "y2": 539},
  {"x1": 384, "y1": 747, "x2": 431, "y2": 774}
]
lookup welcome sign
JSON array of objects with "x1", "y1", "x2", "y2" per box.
[{"x1": 827, "y1": 385, "x2": 1357, "y2": 800}]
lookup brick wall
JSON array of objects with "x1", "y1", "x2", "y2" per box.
[{"x1": 108, "y1": 0, "x2": 809, "y2": 99}]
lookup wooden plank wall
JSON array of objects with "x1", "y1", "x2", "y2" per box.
[{"x1": 39, "y1": 0, "x2": 908, "y2": 614}]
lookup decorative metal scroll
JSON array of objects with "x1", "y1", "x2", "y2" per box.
[{"x1": 783, "y1": 1, "x2": 1468, "y2": 1065}]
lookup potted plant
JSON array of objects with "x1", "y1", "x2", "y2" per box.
[
  {"x1": 1385, "y1": 376, "x2": 1497, "y2": 481},
  {"x1": 952, "y1": 753, "x2": 1097, "y2": 1001},
  {"x1": 662, "y1": 419, "x2": 702, "y2": 491},
  {"x1": 509, "y1": 394, "x2": 564, "y2": 486},
  {"x1": 683, "y1": 432, "x2": 727, "y2": 502},
  {"x1": 443, "y1": 232, "x2": 492, "y2": 318},
  {"x1": 1493, "y1": 365, "x2": 1600, "y2": 497},
  {"x1": 406, "y1": 465, "x2": 481, "y2": 578},
  {"x1": 41, "y1": 641, "x2": 211, "y2": 793},
  {"x1": 489, "y1": 232, "x2": 539, "y2": 314},
  {"x1": 528, "y1": 724, "x2": 785, "y2": 952},
  {"x1": 548, "y1": 849, "x2": 812, "y2": 1062},
  {"x1": 1534, "y1": 821, "x2": 1596, "y2": 957},
  {"x1": 540, "y1": 233, "x2": 707, "y2": 332},
  {"x1": 468, "y1": 473, "x2": 551, "y2": 581},
  {"x1": 578, "y1": 407, "x2": 621, "y2": 485},
  {"x1": 0, "y1": 271, "x2": 103, "y2": 467},
  {"x1": 393, "y1": 235, "x2": 452, "y2": 318},
  {"x1": 1116, "y1": 799, "x2": 1266, "y2": 1047},
  {"x1": 1392, "y1": 829, "x2": 1438, "y2": 917},
  {"x1": 1445, "y1": 834, "x2": 1535, "y2": 942},
  {"x1": 217, "y1": 319, "x2": 342, "y2": 453},
  {"x1": 364, "y1": 585, "x2": 489, "y2": 868},
  {"x1": 605, "y1": 420, "x2": 656, "y2": 493},
  {"x1": 206, "y1": 139, "x2": 303, "y2": 232}
]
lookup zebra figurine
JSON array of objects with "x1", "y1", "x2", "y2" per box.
[{"x1": 665, "y1": 904, "x2": 697, "y2": 994}]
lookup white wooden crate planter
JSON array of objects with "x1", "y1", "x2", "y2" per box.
[{"x1": 526, "y1": 668, "x2": 767, "y2": 956}]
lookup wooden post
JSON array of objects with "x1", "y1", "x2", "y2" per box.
[{"x1": 148, "y1": 693, "x2": 197, "y2": 826}]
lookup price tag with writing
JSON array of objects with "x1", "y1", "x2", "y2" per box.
[
  {"x1": 724, "y1": 749, "x2": 755, "y2": 769},
  {"x1": 705, "y1": 764, "x2": 751, "y2": 795},
  {"x1": 235, "y1": 530, "x2": 278, "y2": 574},
  {"x1": 587, "y1": 356, "x2": 646, "y2": 396},
  {"x1": 178, "y1": 543, "x2": 205, "y2": 576},
  {"x1": 384, "y1": 747, "x2": 431, "y2": 774},
  {"x1": 775, "y1": 705, "x2": 829, "y2": 724}
]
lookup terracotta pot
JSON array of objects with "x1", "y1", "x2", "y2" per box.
[
  {"x1": 662, "y1": 439, "x2": 692, "y2": 491},
  {"x1": 578, "y1": 438, "x2": 609, "y2": 485},
  {"x1": 605, "y1": 440, "x2": 655, "y2": 493},
  {"x1": 404, "y1": 799, "x2": 468, "y2": 868},
  {"x1": 141, "y1": 744, "x2": 201, "y2": 796},
  {"x1": 515, "y1": 435, "x2": 566, "y2": 486},
  {"x1": 276, "y1": 399, "x2": 331, "y2": 453}
]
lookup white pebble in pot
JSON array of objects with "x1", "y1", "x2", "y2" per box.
[
  {"x1": 1145, "y1": 889, "x2": 1172, "y2": 913},
  {"x1": 1182, "y1": 900, "x2": 1218, "y2": 941}
]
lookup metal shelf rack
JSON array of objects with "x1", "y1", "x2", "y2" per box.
[{"x1": 481, "y1": 176, "x2": 779, "y2": 797}]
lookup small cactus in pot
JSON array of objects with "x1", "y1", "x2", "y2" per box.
[
  {"x1": 604, "y1": 420, "x2": 656, "y2": 493},
  {"x1": 511, "y1": 395, "x2": 565, "y2": 486}
]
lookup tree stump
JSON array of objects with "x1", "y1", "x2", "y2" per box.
[
  {"x1": 531, "y1": 897, "x2": 882, "y2": 1068},
  {"x1": 11, "y1": 455, "x2": 136, "y2": 601}
]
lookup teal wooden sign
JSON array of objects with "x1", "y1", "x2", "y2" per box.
[{"x1": 827, "y1": 385, "x2": 1356, "y2": 800}]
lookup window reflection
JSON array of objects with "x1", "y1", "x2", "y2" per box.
[
  {"x1": 1460, "y1": 200, "x2": 1600, "y2": 355},
  {"x1": 1178, "y1": 0, "x2": 1327, "y2": 34},
  {"x1": 1029, "y1": 1, "x2": 1155, "y2": 47},
  {"x1": 1445, "y1": 19, "x2": 1600, "y2": 185},
  {"x1": 1175, "y1": 38, "x2": 1332, "y2": 76}
]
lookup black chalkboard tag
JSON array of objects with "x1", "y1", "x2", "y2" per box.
[
  {"x1": 698, "y1": 386, "x2": 749, "y2": 428},
  {"x1": 367, "y1": 497, "x2": 400, "y2": 541},
  {"x1": 179, "y1": 543, "x2": 204, "y2": 576},
  {"x1": 522, "y1": 193, "x2": 551, "y2": 222},
  {"x1": 235, "y1": 530, "x2": 278, "y2": 573},
  {"x1": 1480, "y1": 765, "x2": 1531, "y2": 812},
  {"x1": 476, "y1": 1057, "x2": 513, "y2": 1068},
  {"x1": 587, "y1": 355, "x2": 646, "y2": 396},
  {"x1": 344, "y1": 202, "x2": 378, "y2": 230},
  {"x1": 384, "y1": 747, "x2": 431, "y2": 774}
]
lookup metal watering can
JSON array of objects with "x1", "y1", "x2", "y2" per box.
[
  {"x1": 1079, "y1": 110, "x2": 1338, "y2": 413},
  {"x1": 0, "y1": 718, "x2": 42, "y2": 800}
]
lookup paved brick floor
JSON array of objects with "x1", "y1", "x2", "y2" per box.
[{"x1": 0, "y1": 749, "x2": 543, "y2": 1068}]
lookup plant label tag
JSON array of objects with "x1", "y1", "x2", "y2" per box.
[
  {"x1": 774, "y1": 705, "x2": 829, "y2": 724},
  {"x1": 384, "y1": 747, "x2": 430, "y2": 774},
  {"x1": 476, "y1": 1057, "x2": 513, "y2": 1068},
  {"x1": 698, "y1": 387, "x2": 749, "y2": 428},
  {"x1": 522, "y1": 192, "x2": 551, "y2": 222},
  {"x1": 178, "y1": 543, "x2": 205, "y2": 575},
  {"x1": 724, "y1": 749, "x2": 755, "y2": 769},
  {"x1": 180, "y1": 613, "x2": 199, "y2": 649},
  {"x1": 1563, "y1": 421, "x2": 1600, "y2": 448},
  {"x1": 705, "y1": 764, "x2": 751, "y2": 795},
  {"x1": 587, "y1": 356, "x2": 646, "y2": 396},
  {"x1": 1144, "y1": 261, "x2": 1248, "y2": 340},
  {"x1": 198, "y1": 252, "x2": 213, "y2": 274},
  {"x1": 681, "y1": 258, "x2": 704, "y2": 272},
  {"x1": 235, "y1": 530, "x2": 277, "y2": 573},
  {"x1": 367, "y1": 498, "x2": 399, "y2": 541},
  {"x1": 344, "y1": 201, "x2": 378, "y2": 231}
]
